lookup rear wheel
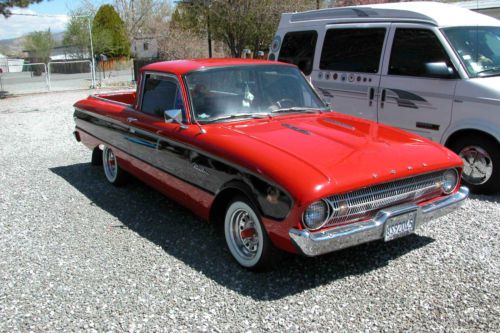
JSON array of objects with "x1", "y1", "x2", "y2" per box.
[
  {"x1": 450, "y1": 136, "x2": 499, "y2": 194},
  {"x1": 91, "y1": 147, "x2": 102, "y2": 166},
  {"x1": 224, "y1": 197, "x2": 278, "y2": 270},
  {"x1": 102, "y1": 146, "x2": 127, "y2": 186}
]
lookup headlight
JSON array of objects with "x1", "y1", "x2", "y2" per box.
[
  {"x1": 303, "y1": 200, "x2": 329, "y2": 230},
  {"x1": 442, "y1": 169, "x2": 459, "y2": 194}
]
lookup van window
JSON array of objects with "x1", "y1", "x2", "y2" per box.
[
  {"x1": 389, "y1": 28, "x2": 454, "y2": 78},
  {"x1": 443, "y1": 26, "x2": 500, "y2": 78},
  {"x1": 320, "y1": 28, "x2": 386, "y2": 73},
  {"x1": 278, "y1": 31, "x2": 317, "y2": 75},
  {"x1": 141, "y1": 74, "x2": 185, "y2": 118}
]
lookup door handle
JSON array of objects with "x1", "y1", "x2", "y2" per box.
[
  {"x1": 380, "y1": 89, "x2": 386, "y2": 109},
  {"x1": 127, "y1": 117, "x2": 137, "y2": 123},
  {"x1": 369, "y1": 87, "x2": 374, "y2": 106}
]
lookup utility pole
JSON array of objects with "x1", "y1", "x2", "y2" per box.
[
  {"x1": 206, "y1": 0, "x2": 212, "y2": 58},
  {"x1": 86, "y1": 16, "x2": 96, "y2": 88},
  {"x1": 76, "y1": 15, "x2": 97, "y2": 88}
]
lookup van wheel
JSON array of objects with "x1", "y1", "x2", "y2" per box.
[
  {"x1": 102, "y1": 146, "x2": 127, "y2": 186},
  {"x1": 224, "y1": 197, "x2": 278, "y2": 271},
  {"x1": 450, "y1": 136, "x2": 499, "y2": 194}
]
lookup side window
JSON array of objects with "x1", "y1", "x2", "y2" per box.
[
  {"x1": 278, "y1": 30, "x2": 318, "y2": 75},
  {"x1": 141, "y1": 74, "x2": 185, "y2": 118},
  {"x1": 320, "y1": 28, "x2": 386, "y2": 73},
  {"x1": 389, "y1": 28, "x2": 455, "y2": 78}
]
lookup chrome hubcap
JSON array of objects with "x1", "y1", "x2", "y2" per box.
[
  {"x1": 229, "y1": 209, "x2": 259, "y2": 259},
  {"x1": 459, "y1": 145, "x2": 493, "y2": 185},
  {"x1": 104, "y1": 148, "x2": 117, "y2": 181}
]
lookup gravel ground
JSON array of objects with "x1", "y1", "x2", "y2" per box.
[{"x1": 0, "y1": 90, "x2": 499, "y2": 332}]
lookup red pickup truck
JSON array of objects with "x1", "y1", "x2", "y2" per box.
[{"x1": 73, "y1": 59, "x2": 468, "y2": 270}]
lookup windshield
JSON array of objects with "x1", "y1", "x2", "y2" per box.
[
  {"x1": 185, "y1": 65, "x2": 326, "y2": 123},
  {"x1": 443, "y1": 26, "x2": 500, "y2": 77}
]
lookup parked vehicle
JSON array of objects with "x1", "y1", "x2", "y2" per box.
[
  {"x1": 73, "y1": 59, "x2": 468, "y2": 270},
  {"x1": 270, "y1": 1, "x2": 500, "y2": 194}
]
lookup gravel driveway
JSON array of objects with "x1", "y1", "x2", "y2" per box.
[{"x1": 0, "y1": 91, "x2": 498, "y2": 332}]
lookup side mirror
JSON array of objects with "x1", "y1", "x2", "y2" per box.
[
  {"x1": 425, "y1": 62, "x2": 456, "y2": 79},
  {"x1": 164, "y1": 109, "x2": 187, "y2": 129}
]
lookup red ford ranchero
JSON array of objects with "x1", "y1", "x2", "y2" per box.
[{"x1": 73, "y1": 59, "x2": 469, "y2": 270}]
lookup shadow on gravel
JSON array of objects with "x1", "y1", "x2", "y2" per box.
[
  {"x1": 469, "y1": 194, "x2": 500, "y2": 204},
  {"x1": 51, "y1": 163, "x2": 434, "y2": 301}
]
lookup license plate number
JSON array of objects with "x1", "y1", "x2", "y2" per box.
[{"x1": 384, "y1": 211, "x2": 417, "y2": 241}]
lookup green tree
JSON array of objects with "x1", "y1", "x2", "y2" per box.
[
  {"x1": 0, "y1": 0, "x2": 45, "y2": 17},
  {"x1": 92, "y1": 4, "x2": 130, "y2": 57},
  {"x1": 23, "y1": 29, "x2": 54, "y2": 63},
  {"x1": 173, "y1": 0, "x2": 317, "y2": 57},
  {"x1": 63, "y1": 14, "x2": 90, "y2": 58}
]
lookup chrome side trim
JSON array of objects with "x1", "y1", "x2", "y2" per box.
[{"x1": 289, "y1": 186, "x2": 469, "y2": 257}]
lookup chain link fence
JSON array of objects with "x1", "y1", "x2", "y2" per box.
[
  {"x1": 48, "y1": 60, "x2": 94, "y2": 91},
  {"x1": 0, "y1": 63, "x2": 49, "y2": 94}
]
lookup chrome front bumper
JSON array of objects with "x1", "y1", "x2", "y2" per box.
[{"x1": 289, "y1": 186, "x2": 469, "y2": 257}]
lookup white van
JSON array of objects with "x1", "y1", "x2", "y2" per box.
[{"x1": 270, "y1": 1, "x2": 500, "y2": 194}]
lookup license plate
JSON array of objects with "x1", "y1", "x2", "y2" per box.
[{"x1": 384, "y1": 211, "x2": 417, "y2": 242}]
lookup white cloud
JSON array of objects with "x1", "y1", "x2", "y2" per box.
[{"x1": 0, "y1": 8, "x2": 69, "y2": 40}]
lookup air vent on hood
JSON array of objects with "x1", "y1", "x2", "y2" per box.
[{"x1": 282, "y1": 123, "x2": 310, "y2": 135}]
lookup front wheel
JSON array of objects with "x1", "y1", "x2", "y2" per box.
[
  {"x1": 450, "y1": 136, "x2": 499, "y2": 194},
  {"x1": 224, "y1": 197, "x2": 278, "y2": 270}
]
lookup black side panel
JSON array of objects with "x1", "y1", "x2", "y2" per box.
[
  {"x1": 74, "y1": 109, "x2": 293, "y2": 220},
  {"x1": 74, "y1": 109, "x2": 129, "y2": 152}
]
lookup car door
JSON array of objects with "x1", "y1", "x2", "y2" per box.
[
  {"x1": 125, "y1": 72, "x2": 189, "y2": 172},
  {"x1": 127, "y1": 71, "x2": 223, "y2": 194},
  {"x1": 312, "y1": 23, "x2": 391, "y2": 122},
  {"x1": 378, "y1": 25, "x2": 460, "y2": 142}
]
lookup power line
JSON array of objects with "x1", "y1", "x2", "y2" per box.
[{"x1": 9, "y1": 12, "x2": 68, "y2": 18}]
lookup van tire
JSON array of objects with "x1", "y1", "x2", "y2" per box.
[{"x1": 449, "y1": 136, "x2": 499, "y2": 194}]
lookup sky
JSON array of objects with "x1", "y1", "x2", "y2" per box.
[{"x1": 0, "y1": 0, "x2": 146, "y2": 40}]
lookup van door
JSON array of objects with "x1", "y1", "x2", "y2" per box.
[
  {"x1": 312, "y1": 24, "x2": 391, "y2": 122},
  {"x1": 378, "y1": 25, "x2": 459, "y2": 142}
]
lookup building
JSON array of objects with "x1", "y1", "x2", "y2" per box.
[
  {"x1": 132, "y1": 36, "x2": 159, "y2": 59},
  {"x1": 49, "y1": 45, "x2": 90, "y2": 61},
  {"x1": 0, "y1": 53, "x2": 7, "y2": 73},
  {"x1": 455, "y1": 0, "x2": 500, "y2": 19},
  {"x1": 0, "y1": 53, "x2": 24, "y2": 73}
]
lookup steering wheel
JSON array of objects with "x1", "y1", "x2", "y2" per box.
[{"x1": 270, "y1": 98, "x2": 295, "y2": 110}]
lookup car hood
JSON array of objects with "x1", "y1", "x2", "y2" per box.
[{"x1": 218, "y1": 113, "x2": 461, "y2": 202}]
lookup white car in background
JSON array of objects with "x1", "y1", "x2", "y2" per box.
[{"x1": 270, "y1": 1, "x2": 500, "y2": 194}]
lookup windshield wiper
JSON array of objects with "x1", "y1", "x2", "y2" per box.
[
  {"x1": 270, "y1": 107, "x2": 327, "y2": 114},
  {"x1": 202, "y1": 112, "x2": 269, "y2": 123},
  {"x1": 477, "y1": 66, "x2": 500, "y2": 77}
]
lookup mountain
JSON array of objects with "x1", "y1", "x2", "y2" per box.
[{"x1": 0, "y1": 32, "x2": 65, "y2": 57}]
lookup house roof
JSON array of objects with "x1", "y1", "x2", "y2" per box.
[
  {"x1": 141, "y1": 58, "x2": 295, "y2": 75},
  {"x1": 454, "y1": 0, "x2": 500, "y2": 10}
]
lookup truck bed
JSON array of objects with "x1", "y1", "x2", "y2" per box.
[{"x1": 92, "y1": 90, "x2": 136, "y2": 106}]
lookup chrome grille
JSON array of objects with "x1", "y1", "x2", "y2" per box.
[{"x1": 324, "y1": 171, "x2": 445, "y2": 227}]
